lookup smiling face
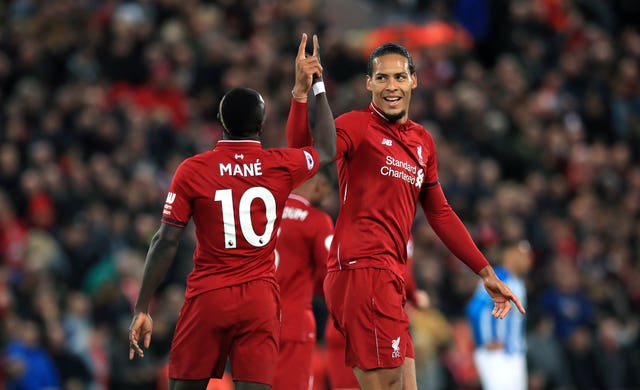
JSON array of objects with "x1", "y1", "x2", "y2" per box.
[{"x1": 366, "y1": 53, "x2": 417, "y2": 123}]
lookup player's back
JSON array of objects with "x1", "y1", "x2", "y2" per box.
[
  {"x1": 276, "y1": 194, "x2": 333, "y2": 341},
  {"x1": 163, "y1": 140, "x2": 319, "y2": 298}
]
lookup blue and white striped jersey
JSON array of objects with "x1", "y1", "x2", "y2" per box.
[{"x1": 466, "y1": 267, "x2": 527, "y2": 355}]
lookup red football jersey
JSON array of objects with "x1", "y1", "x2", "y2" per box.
[
  {"x1": 161, "y1": 140, "x2": 319, "y2": 298},
  {"x1": 276, "y1": 194, "x2": 334, "y2": 342},
  {"x1": 329, "y1": 104, "x2": 439, "y2": 278}
]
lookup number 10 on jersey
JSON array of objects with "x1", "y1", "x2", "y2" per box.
[{"x1": 214, "y1": 187, "x2": 277, "y2": 248}]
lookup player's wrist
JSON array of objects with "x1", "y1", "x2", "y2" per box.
[
  {"x1": 312, "y1": 80, "x2": 325, "y2": 96},
  {"x1": 291, "y1": 87, "x2": 308, "y2": 102},
  {"x1": 477, "y1": 264, "x2": 494, "y2": 280}
]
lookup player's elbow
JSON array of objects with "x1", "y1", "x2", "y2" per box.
[{"x1": 154, "y1": 225, "x2": 183, "y2": 247}]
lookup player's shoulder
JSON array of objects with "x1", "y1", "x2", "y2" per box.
[
  {"x1": 286, "y1": 197, "x2": 332, "y2": 224},
  {"x1": 304, "y1": 207, "x2": 334, "y2": 234},
  {"x1": 264, "y1": 146, "x2": 314, "y2": 159},
  {"x1": 175, "y1": 150, "x2": 212, "y2": 172},
  {"x1": 335, "y1": 108, "x2": 371, "y2": 127},
  {"x1": 407, "y1": 119, "x2": 435, "y2": 142},
  {"x1": 264, "y1": 146, "x2": 317, "y2": 169},
  {"x1": 308, "y1": 204, "x2": 332, "y2": 221}
]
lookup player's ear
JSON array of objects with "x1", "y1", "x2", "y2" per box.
[
  {"x1": 411, "y1": 73, "x2": 417, "y2": 89},
  {"x1": 366, "y1": 75, "x2": 372, "y2": 92}
]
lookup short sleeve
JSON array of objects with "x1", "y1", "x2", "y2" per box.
[
  {"x1": 160, "y1": 161, "x2": 193, "y2": 228},
  {"x1": 286, "y1": 146, "x2": 320, "y2": 188}
]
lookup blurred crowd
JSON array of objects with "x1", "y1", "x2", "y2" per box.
[{"x1": 1, "y1": 0, "x2": 640, "y2": 389}]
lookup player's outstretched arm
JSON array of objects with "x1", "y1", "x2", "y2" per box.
[
  {"x1": 286, "y1": 33, "x2": 321, "y2": 148},
  {"x1": 286, "y1": 33, "x2": 336, "y2": 165},
  {"x1": 478, "y1": 266, "x2": 526, "y2": 318},
  {"x1": 420, "y1": 186, "x2": 525, "y2": 318},
  {"x1": 308, "y1": 34, "x2": 336, "y2": 165},
  {"x1": 129, "y1": 223, "x2": 184, "y2": 360}
]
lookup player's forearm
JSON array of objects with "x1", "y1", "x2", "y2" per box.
[
  {"x1": 477, "y1": 264, "x2": 496, "y2": 281},
  {"x1": 134, "y1": 232, "x2": 180, "y2": 312},
  {"x1": 427, "y1": 211, "x2": 489, "y2": 274},
  {"x1": 312, "y1": 90, "x2": 336, "y2": 165},
  {"x1": 420, "y1": 186, "x2": 489, "y2": 274},
  {"x1": 286, "y1": 98, "x2": 313, "y2": 148}
]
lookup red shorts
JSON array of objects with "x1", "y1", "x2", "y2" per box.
[
  {"x1": 324, "y1": 316, "x2": 415, "y2": 388},
  {"x1": 169, "y1": 280, "x2": 280, "y2": 385},
  {"x1": 272, "y1": 339, "x2": 314, "y2": 390},
  {"x1": 324, "y1": 268, "x2": 410, "y2": 370}
]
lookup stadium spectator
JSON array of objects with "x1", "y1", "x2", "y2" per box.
[{"x1": 1, "y1": 1, "x2": 640, "y2": 388}]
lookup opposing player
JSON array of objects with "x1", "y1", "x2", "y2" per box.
[
  {"x1": 287, "y1": 40, "x2": 525, "y2": 389},
  {"x1": 272, "y1": 167, "x2": 334, "y2": 390},
  {"x1": 467, "y1": 240, "x2": 532, "y2": 390},
  {"x1": 128, "y1": 34, "x2": 334, "y2": 390}
]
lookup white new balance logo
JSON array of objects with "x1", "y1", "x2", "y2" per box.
[
  {"x1": 382, "y1": 138, "x2": 393, "y2": 146},
  {"x1": 165, "y1": 192, "x2": 176, "y2": 204},
  {"x1": 391, "y1": 336, "x2": 401, "y2": 358}
]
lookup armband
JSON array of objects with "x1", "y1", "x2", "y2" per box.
[{"x1": 312, "y1": 81, "x2": 326, "y2": 96}]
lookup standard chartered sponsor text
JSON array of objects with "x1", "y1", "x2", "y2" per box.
[
  {"x1": 385, "y1": 156, "x2": 417, "y2": 174},
  {"x1": 380, "y1": 156, "x2": 419, "y2": 185}
]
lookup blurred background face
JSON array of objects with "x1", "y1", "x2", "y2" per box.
[
  {"x1": 309, "y1": 174, "x2": 331, "y2": 206},
  {"x1": 366, "y1": 53, "x2": 417, "y2": 122},
  {"x1": 504, "y1": 240, "x2": 533, "y2": 277},
  {"x1": 295, "y1": 173, "x2": 331, "y2": 207}
]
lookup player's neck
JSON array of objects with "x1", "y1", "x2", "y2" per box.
[
  {"x1": 223, "y1": 134, "x2": 261, "y2": 141},
  {"x1": 370, "y1": 102, "x2": 408, "y2": 124}
]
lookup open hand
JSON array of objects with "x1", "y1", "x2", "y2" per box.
[{"x1": 480, "y1": 267, "x2": 526, "y2": 319}]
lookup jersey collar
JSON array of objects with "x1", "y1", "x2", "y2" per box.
[
  {"x1": 288, "y1": 193, "x2": 311, "y2": 206},
  {"x1": 368, "y1": 102, "x2": 413, "y2": 132},
  {"x1": 215, "y1": 140, "x2": 262, "y2": 149}
]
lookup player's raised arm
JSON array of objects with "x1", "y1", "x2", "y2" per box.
[
  {"x1": 286, "y1": 33, "x2": 336, "y2": 165},
  {"x1": 287, "y1": 33, "x2": 317, "y2": 148},
  {"x1": 308, "y1": 34, "x2": 336, "y2": 165}
]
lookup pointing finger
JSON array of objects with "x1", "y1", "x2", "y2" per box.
[
  {"x1": 297, "y1": 33, "x2": 308, "y2": 60},
  {"x1": 512, "y1": 294, "x2": 526, "y2": 314},
  {"x1": 312, "y1": 34, "x2": 319, "y2": 59}
]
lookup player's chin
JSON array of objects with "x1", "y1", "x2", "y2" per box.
[
  {"x1": 382, "y1": 108, "x2": 406, "y2": 123},
  {"x1": 383, "y1": 107, "x2": 403, "y2": 116}
]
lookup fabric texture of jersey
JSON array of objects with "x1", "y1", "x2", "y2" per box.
[
  {"x1": 329, "y1": 104, "x2": 439, "y2": 279},
  {"x1": 161, "y1": 140, "x2": 319, "y2": 298},
  {"x1": 276, "y1": 194, "x2": 334, "y2": 341},
  {"x1": 286, "y1": 100, "x2": 489, "y2": 277},
  {"x1": 466, "y1": 266, "x2": 527, "y2": 354}
]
